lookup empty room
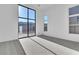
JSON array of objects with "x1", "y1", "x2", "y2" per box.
[{"x1": 0, "y1": 4, "x2": 79, "y2": 55}]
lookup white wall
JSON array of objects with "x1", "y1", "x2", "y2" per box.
[
  {"x1": 0, "y1": 4, "x2": 18, "y2": 42},
  {"x1": 43, "y1": 4, "x2": 79, "y2": 42},
  {"x1": 36, "y1": 9, "x2": 44, "y2": 35}
]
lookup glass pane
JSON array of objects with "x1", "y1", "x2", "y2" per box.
[
  {"x1": 29, "y1": 19, "x2": 35, "y2": 36},
  {"x1": 69, "y1": 26, "x2": 75, "y2": 33},
  {"x1": 75, "y1": 26, "x2": 79, "y2": 34},
  {"x1": 44, "y1": 21, "x2": 48, "y2": 24},
  {"x1": 77, "y1": 16, "x2": 79, "y2": 24},
  {"x1": 44, "y1": 16, "x2": 48, "y2": 21},
  {"x1": 18, "y1": 18, "x2": 27, "y2": 38},
  {"x1": 44, "y1": 16, "x2": 48, "y2": 31},
  {"x1": 44, "y1": 24, "x2": 47, "y2": 31},
  {"x1": 29, "y1": 9, "x2": 35, "y2": 19},
  {"x1": 69, "y1": 5, "x2": 79, "y2": 15},
  {"x1": 69, "y1": 16, "x2": 77, "y2": 24},
  {"x1": 19, "y1": 6, "x2": 27, "y2": 18}
]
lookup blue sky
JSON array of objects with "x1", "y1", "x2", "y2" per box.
[
  {"x1": 19, "y1": 6, "x2": 35, "y2": 23},
  {"x1": 44, "y1": 16, "x2": 48, "y2": 24}
]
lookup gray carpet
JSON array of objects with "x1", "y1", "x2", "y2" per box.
[
  {"x1": 0, "y1": 40, "x2": 25, "y2": 55},
  {"x1": 38, "y1": 35, "x2": 79, "y2": 52}
]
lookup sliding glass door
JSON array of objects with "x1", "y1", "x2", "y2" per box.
[{"x1": 18, "y1": 4, "x2": 36, "y2": 38}]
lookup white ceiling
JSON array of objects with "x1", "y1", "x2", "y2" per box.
[
  {"x1": 25, "y1": 4, "x2": 78, "y2": 12},
  {"x1": 25, "y1": 4, "x2": 53, "y2": 11},
  {"x1": 37, "y1": 4, "x2": 78, "y2": 11},
  {"x1": 37, "y1": 4, "x2": 53, "y2": 11}
]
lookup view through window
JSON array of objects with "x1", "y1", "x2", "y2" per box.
[
  {"x1": 69, "y1": 5, "x2": 79, "y2": 34},
  {"x1": 18, "y1": 5, "x2": 36, "y2": 38},
  {"x1": 44, "y1": 16, "x2": 48, "y2": 31}
]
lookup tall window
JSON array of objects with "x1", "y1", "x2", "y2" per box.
[
  {"x1": 69, "y1": 5, "x2": 79, "y2": 34},
  {"x1": 18, "y1": 5, "x2": 36, "y2": 38},
  {"x1": 29, "y1": 9, "x2": 36, "y2": 36},
  {"x1": 44, "y1": 16, "x2": 48, "y2": 31},
  {"x1": 18, "y1": 5, "x2": 27, "y2": 38}
]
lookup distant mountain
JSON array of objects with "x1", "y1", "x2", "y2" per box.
[{"x1": 19, "y1": 22, "x2": 35, "y2": 26}]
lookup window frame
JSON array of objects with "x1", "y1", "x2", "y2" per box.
[
  {"x1": 69, "y1": 5, "x2": 79, "y2": 34},
  {"x1": 44, "y1": 16, "x2": 48, "y2": 31},
  {"x1": 18, "y1": 4, "x2": 36, "y2": 38}
]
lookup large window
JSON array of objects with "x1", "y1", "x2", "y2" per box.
[
  {"x1": 29, "y1": 9, "x2": 36, "y2": 36},
  {"x1": 69, "y1": 5, "x2": 79, "y2": 34},
  {"x1": 44, "y1": 16, "x2": 48, "y2": 31},
  {"x1": 18, "y1": 4, "x2": 36, "y2": 38}
]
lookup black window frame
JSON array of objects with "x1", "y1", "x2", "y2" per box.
[{"x1": 18, "y1": 4, "x2": 36, "y2": 39}]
